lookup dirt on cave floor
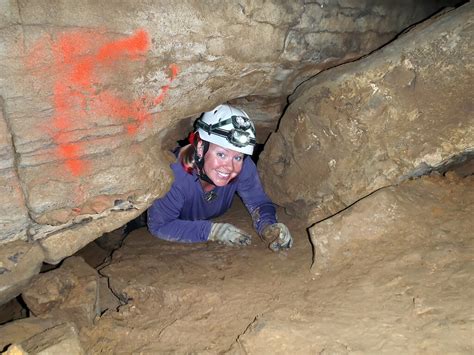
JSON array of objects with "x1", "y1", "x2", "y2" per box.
[{"x1": 81, "y1": 186, "x2": 473, "y2": 354}]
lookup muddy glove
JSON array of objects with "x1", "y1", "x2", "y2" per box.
[
  {"x1": 208, "y1": 223, "x2": 252, "y2": 246},
  {"x1": 261, "y1": 223, "x2": 293, "y2": 252}
]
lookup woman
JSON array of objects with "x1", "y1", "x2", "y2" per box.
[{"x1": 148, "y1": 104, "x2": 292, "y2": 251}]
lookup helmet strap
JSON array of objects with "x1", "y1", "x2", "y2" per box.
[{"x1": 193, "y1": 139, "x2": 216, "y2": 186}]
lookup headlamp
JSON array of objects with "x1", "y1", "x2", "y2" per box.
[
  {"x1": 229, "y1": 129, "x2": 251, "y2": 147},
  {"x1": 196, "y1": 116, "x2": 256, "y2": 148},
  {"x1": 232, "y1": 115, "x2": 252, "y2": 130}
]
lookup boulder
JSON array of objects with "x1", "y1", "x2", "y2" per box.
[
  {"x1": 15, "y1": 323, "x2": 84, "y2": 355},
  {"x1": 22, "y1": 256, "x2": 100, "y2": 329},
  {"x1": 310, "y1": 174, "x2": 474, "y2": 273},
  {"x1": 0, "y1": 240, "x2": 44, "y2": 305},
  {"x1": 259, "y1": 3, "x2": 473, "y2": 222},
  {"x1": 0, "y1": 318, "x2": 61, "y2": 351}
]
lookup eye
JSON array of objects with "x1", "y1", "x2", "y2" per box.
[
  {"x1": 234, "y1": 155, "x2": 243, "y2": 162},
  {"x1": 217, "y1": 152, "x2": 225, "y2": 159}
]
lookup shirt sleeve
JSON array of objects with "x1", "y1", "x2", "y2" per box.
[
  {"x1": 147, "y1": 180, "x2": 212, "y2": 243},
  {"x1": 237, "y1": 158, "x2": 277, "y2": 235}
]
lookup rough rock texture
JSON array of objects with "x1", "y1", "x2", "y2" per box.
[
  {"x1": 0, "y1": 298, "x2": 27, "y2": 324},
  {"x1": 0, "y1": 98, "x2": 30, "y2": 244},
  {"x1": 231, "y1": 175, "x2": 473, "y2": 354},
  {"x1": 37, "y1": 176, "x2": 470, "y2": 353},
  {"x1": 0, "y1": 318, "x2": 61, "y2": 351},
  {"x1": 2, "y1": 344, "x2": 27, "y2": 355},
  {"x1": 0, "y1": 0, "x2": 454, "y2": 248},
  {"x1": 310, "y1": 174, "x2": 474, "y2": 273},
  {"x1": 260, "y1": 3, "x2": 473, "y2": 222},
  {"x1": 15, "y1": 323, "x2": 85, "y2": 355},
  {"x1": 22, "y1": 256, "x2": 100, "y2": 329},
  {"x1": 0, "y1": 240, "x2": 44, "y2": 305}
]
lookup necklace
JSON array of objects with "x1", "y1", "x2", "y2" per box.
[{"x1": 203, "y1": 190, "x2": 217, "y2": 202}]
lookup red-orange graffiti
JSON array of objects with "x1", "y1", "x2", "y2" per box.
[{"x1": 26, "y1": 29, "x2": 179, "y2": 176}]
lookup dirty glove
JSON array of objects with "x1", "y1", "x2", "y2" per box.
[
  {"x1": 208, "y1": 223, "x2": 252, "y2": 246},
  {"x1": 261, "y1": 223, "x2": 293, "y2": 252}
]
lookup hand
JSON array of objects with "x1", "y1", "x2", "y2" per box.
[
  {"x1": 208, "y1": 223, "x2": 252, "y2": 246},
  {"x1": 261, "y1": 223, "x2": 293, "y2": 251}
]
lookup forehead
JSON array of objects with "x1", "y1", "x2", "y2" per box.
[{"x1": 208, "y1": 142, "x2": 243, "y2": 156}]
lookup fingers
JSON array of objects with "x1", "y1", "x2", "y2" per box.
[
  {"x1": 215, "y1": 224, "x2": 251, "y2": 247},
  {"x1": 227, "y1": 226, "x2": 251, "y2": 246},
  {"x1": 267, "y1": 223, "x2": 293, "y2": 252}
]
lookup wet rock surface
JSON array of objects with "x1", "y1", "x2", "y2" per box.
[{"x1": 260, "y1": 3, "x2": 473, "y2": 223}]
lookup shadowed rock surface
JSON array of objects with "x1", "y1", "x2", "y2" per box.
[{"x1": 22, "y1": 256, "x2": 101, "y2": 329}]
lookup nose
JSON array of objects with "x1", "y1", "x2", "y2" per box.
[
  {"x1": 219, "y1": 157, "x2": 235, "y2": 172},
  {"x1": 225, "y1": 158, "x2": 235, "y2": 171}
]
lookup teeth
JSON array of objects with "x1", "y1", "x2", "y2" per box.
[{"x1": 216, "y1": 171, "x2": 230, "y2": 178}]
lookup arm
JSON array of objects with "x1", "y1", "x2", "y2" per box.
[
  {"x1": 147, "y1": 182, "x2": 212, "y2": 243},
  {"x1": 237, "y1": 158, "x2": 277, "y2": 235}
]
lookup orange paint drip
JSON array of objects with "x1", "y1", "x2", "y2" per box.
[
  {"x1": 169, "y1": 63, "x2": 180, "y2": 80},
  {"x1": 71, "y1": 57, "x2": 94, "y2": 87},
  {"x1": 66, "y1": 159, "x2": 88, "y2": 177},
  {"x1": 26, "y1": 28, "x2": 179, "y2": 176},
  {"x1": 97, "y1": 29, "x2": 149, "y2": 62}
]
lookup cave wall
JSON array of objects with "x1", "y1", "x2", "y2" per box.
[
  {"x1": 0, "y1": 0, "x2": 460, "y2": 303},
  {"x1": 260, "y1": 2, "x2": 473, "y2": 223}
]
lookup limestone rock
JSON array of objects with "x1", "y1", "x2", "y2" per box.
[
  {"x1": 0, "y1": 318, "x2": 61, "y2": 352},
  {"x1": 20, "y1": 323, "x2": 85, "y2": 355},
  {"x1": 0, "y1": 0, "x2": 454, "y2": 248},
  {"x1": 2, "y1": 344, "x2": 27, "y2": 355},
  {"x1": 0, "y1": 298, "x2": 27, "y2": 324},
  {"x1": 0, "y1": 98, "x2": 30, "y2": 243},
  {"x1": 22, "y1": 256, "x2": 100, "y2": 329},
  {"x1": 310, "y1": 174, "x2": 474, "y2": 273},
  {"x1": 98, "y1": 276, "x2": 122, "y2": 313},
  {"x1": 230, "y1": 315, "x2": 324, "y2": 354},
  {"x1": 0, "y1": 240, "x2": 44, "y2": 305},
  {"x1": 259, "y1": 3, "x2": 473, "y2": 222}
]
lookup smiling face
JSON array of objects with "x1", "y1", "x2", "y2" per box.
[{"x1": 197, "y1": 141, "x2": 244, "y2": 187}]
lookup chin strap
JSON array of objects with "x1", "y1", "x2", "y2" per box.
[{"x1": 190, "y1": 134, "x2": 215, "y2": 186}]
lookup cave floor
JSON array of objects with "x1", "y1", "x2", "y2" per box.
[{"x1": 82, "y1": 198, "x2": 473, "y2": 354}]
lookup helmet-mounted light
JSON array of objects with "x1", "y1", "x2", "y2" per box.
[{"x1": 196, "y1": 115, "x2": 256, "y2": 148}]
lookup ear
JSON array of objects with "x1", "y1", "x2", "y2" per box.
[{"x1": 196, "y1": 140, "x2": 204, "y2": 157}]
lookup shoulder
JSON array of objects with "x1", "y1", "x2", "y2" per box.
[
  {"x1": 242, "y1": 156, "x2": 257, "y2": 173},
  {"x1": 236, "y1": 157, "x2": 258, "y2": 182},
  {"x1": 169, "y1": 161, "x2": 196, "y2": 188},
  {"x1": 170, "y1": 161, "x2": 187, "y2": 177}
]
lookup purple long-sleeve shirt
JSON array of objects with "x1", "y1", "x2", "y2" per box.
[{"x1": 147, "y1": 156, "x2": 277, "y2": 243}]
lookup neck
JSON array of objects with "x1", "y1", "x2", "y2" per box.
[{"x1": 200, "y1": 180, "x2": 214, "y2": 192}]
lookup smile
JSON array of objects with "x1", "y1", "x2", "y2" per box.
[{"x1": 216, "y1": 170, "x2": 230, "y2": 179}]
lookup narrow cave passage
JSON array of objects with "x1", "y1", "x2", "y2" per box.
[
  {"x1": 39, "y1": 147, "x2": 474, "y2": 354},
  {"x1": 0, "y1": 1, "x2": 472, "y2": 353}
]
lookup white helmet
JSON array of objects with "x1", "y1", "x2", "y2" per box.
[{"x1": 196, "y1": 104, "x2": 256, "y2": 155}]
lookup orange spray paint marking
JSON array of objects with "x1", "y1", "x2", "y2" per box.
[
  {"x1": 97, "y1": 29, "x2": 149, "y2": 62},
  {"x1": 26, "y1": 29, "x2": 180, "y2": 176}
]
